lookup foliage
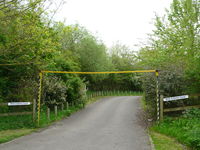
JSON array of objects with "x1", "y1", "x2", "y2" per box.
[
  {"x1": 0, "y1": 0, "x2": 142, "y2": 112},
  {"x1": 43, "y1": 76, "x2": 67, "y2": 105},
  {"x1": 138, "y1": 0, "x2": 200, "y2": 116},
  {"x1": 152, "y1": 109, "x2": 200, "y2": 149}
]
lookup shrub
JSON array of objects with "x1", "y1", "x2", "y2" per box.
[
  {"x1": 43, "y1": 76, "x2": 67, "y2": 105},
  {"x1": 66, "y1": 77, "x2": 87, "y2": 105},
  {"x1": 141, "y1": 65, "x2": 187, "y2": 118}
]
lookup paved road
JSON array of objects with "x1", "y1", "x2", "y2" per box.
[{"x1": 0, "y1": 96, "x2": 151, "y2": 150}]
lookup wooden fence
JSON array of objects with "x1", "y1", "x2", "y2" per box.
[
  {"x1": 0, "y1": 91, "x2": 141, "y2": 125},
  {"x1": 0, "y1": 99, "x2": 36, "y2": 121},
  {"x1": 160, "y1": 94, "x2": 200, "y2": 121}
]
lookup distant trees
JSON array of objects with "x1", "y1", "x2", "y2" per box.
[{"x1": 0, "y1": 0, "x2": 141, "y2": 106}]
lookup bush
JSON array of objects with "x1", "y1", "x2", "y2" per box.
[
  {"x1": 43, "y1": 74, "x2": 87, "y2": 106},
  {"x1": 183, "y1": 108, "x2": 200, "y2": 119},
  {"x1": 43, "y1": 76, "x2": 67, "y2": 105},
  {"x1": 141, "y1": 65, "x2": 187, "y2": 118},
  {"x1": 66, "y1": 77, "x2": 87, "y2": 105}
]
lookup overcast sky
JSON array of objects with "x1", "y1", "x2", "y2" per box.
[{"x1": 53, "y1": 0, "x2": 173, "y2": 49}]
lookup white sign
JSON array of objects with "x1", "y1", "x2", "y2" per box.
[
  {"x1": 163, "y1": 95, "x2": 189, "y2": 102},
  {"x1": 8, "y1": 102, "x2": 31, "y2": 106}
]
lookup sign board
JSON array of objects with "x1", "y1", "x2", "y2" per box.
[
  {"x1": 163, "y1": 95, "x2": 189, "y2": 102},
  {"x1": 8, "y1": 102, "x2": 31, "y2": 106}
]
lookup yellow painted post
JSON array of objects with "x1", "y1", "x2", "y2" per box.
[
  {"x1": 37, "y1": 72, "x2": 43, "y2": 126},
  {"x1": 155, "y1": 70, "x2": 160, "y2": 122}
]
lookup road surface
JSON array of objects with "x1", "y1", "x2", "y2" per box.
[{"x1": 0, "y1": 96, "x2": 151, "y2": 150}]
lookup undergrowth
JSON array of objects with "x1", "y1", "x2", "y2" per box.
[{"x1": 152, "y1": 108, "x2": 200, "y2": 150}]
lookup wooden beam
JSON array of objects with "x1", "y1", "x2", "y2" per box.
[
  {"x1": 164, "y1": 105, "x2": 200, "y2": 112},
  {"x1": 190, "y1": 93, "x2": 200, "y2": 97},
  {"x1": 0, "y1": 103, "x2": 7, "y2": 106}
]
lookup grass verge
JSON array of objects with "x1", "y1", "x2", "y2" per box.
[
  {"x1": 149, "y1": 130, "x2": 189, "y2": 150},
  {"x1": 140, "y1": 95, "x2": 192, "y2": 149},
  {"x1": 151, "y1": 108, "x2": 200, "y2": 149},
  {"x1": 0, "y1": 129, "x2": 34, "y2": 144}
]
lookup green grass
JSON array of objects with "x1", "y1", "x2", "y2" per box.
[
  {"x1": 0, "y1": 129, "x2": 34, "y2": 144},
  {"x1": 149, "y1": 130, "x2": 189, "y2": 150},
  {"x1": 0, "y1": 115, "x2": 34, "y2": 131},
  {"x1": 140, "y1": 95, "x2": 192, "y2": 149},
  {"x1": 151, "y1": 109, "x2": 200, "y2": 150},
  {"x1": 0, "y1": 104, "x2": 84, "y2": 144}
]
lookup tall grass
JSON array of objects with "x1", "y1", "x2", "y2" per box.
[{"x1": 152, "y1": 108, "x2": 200, "y2": 149}]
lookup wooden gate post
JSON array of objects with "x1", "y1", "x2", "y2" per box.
[
  {"x1": 37, "y1": 72, "x2": 43, "y2": 126},
  {"x1": 32, "y1": 99, "x2": 36, "y2": 122},
  {"x1": 54, "y1": 105, "x2": 58, "y2": 117},
  {"x1": 160, "y1": 95, "x2": 164, "y2": 121},
  {"x1": 155, "y1": 70, "x2": 160, "y2": 122},
  {"x1": 61, "y1": 103, "x2": 64, "y2": 111},
  {"x1": 47, "y1": 107, "x2": 50, "y2": 122},
  {"x1": 66, "y1": 102, "x2": 69, "y2": 110}
]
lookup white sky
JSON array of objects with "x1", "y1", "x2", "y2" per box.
[{"x1": 53, "y1": 0, "x2": 173, "y2": 49}]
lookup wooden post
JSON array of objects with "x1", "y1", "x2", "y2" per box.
[
  {"x1": 160, "y1": 95, "x2": 164, "y2": 121},
  {"x1": 66, "y1": 102, "x2": 69, "y2": 110},
  {"x1": 82, "y1": 101, "x2": 85, "y2": 108},
  {"x1": 54, "y1": 105, "x2": 58, "y2": 117},
  {"x1": 47, "y1": 107, "x2": 50, "y2": 122},
  {"x1": 61, "y1": 103, "x2": 64, "y2": 111},
  {"x1": 32, "y1": 99, "x2": 36, "y2": 122}
]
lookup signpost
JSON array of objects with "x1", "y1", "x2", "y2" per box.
[
  {"x1": 163, "y1": 95, "x2": 189, "y2": 102},
  {"x1": 8, "y1": 102, "x2": 31, "y2": 106},
  {"x1": 160, "y1": 95, "x2": 189, "y2": 121},
  {"x1": 0, "y1": 101, "x2": 34, "y2": 118}
]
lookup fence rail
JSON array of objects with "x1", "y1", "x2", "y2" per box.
[
  {"x1": 160, "y1": 94, "x2": 200, "y2": 121},
  {"x1": 0, "y1": 100, "x2": 36, "y2": 121},
  {"x1": 0, "y1": 112, "x2": 32, "y2": 117}
]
